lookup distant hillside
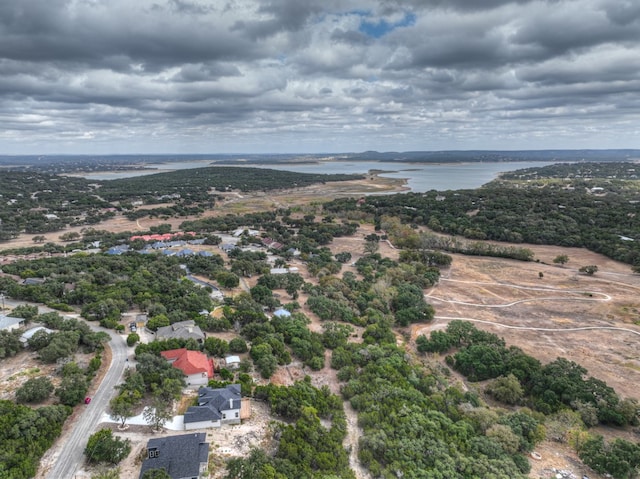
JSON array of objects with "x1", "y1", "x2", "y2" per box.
[
  {"x1": 1, "y1": 150, "x2": 639, "y2": 173},
  {"x1": 347, "y1": 149, "x2": 640, "y2": 163}
]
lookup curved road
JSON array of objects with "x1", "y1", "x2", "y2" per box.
[{"x1": 45, "y1": 326, "x2": 128, "y2": 479}]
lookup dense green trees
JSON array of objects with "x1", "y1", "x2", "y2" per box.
[
  {"x1": 228, "y1": 337, "x2": 248, "y2": 353},
  {"x1": 418, "y1": 321, "x2": 639, "y2": 427},
  {"x1": 335, "y1": 339, "x2": 533, "y2": 478},
  {"x1": 325, "y1": 163, "x2": 640, "y2": 265},
  {"x1": 84, "y1": 428, "x2": 131, "y2": 465},
  {"x1": 0, "y1": 400, "x2": 71, "y2": 479},
  {"x1": 229, "y1": 379, "x2": 353, "y2": 479},
  {"x1": 578, "y1": 435, "x2": 640, "y2": 479},
  {"x1": 56, "y1": 362, "x2": 89, "y2": 406},
  {"x1": 204, "y1": 337, "x2": 229, "y2": 357},
  {"x1": 15, "y1": 377, "x2": 54, "y2": 404},
  {"x1": 1, "y1": 254, "x2": 215, "y2": 329},
  {"x1": 0, "y1": 330, "x2": 23, "y2": 359}
]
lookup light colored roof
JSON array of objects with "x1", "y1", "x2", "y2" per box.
[
  {"x1": 225, "y1": 355, "x2": 241, "y2": 364},
  {"x1": 156, "y1": 320, "x2": 205, "y2": 341},
  {"x1": 0, "y1": 314, "x2": 24, "y2": 330},
  {"x1": 273, "y1": 308, "x2": 291, "y2": 318},
  {"x1": 20, "y1": 326, "x2": 54, "y2": 342}
]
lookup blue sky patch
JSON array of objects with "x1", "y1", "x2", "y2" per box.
[{"x1": 359, "y1": 12, "x2": 416, "y2": 38}]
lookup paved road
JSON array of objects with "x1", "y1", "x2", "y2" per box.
[{"x1": 45, "y1": 326, "x2": 128, "y2": 479}]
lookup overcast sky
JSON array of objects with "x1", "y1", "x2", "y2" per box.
[{"x1": 1, "y1": 0, "x2": 639, "y2": 154}]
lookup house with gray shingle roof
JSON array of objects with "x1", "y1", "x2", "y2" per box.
[
  {"x1": 184, "y1": 384, "x2": 242, "y2": 430},
  {"x1": 138, "y1": 432, "x2": 209, "y2": 479},
  {"x1": 155, "y1": 320, "x2": 205, "y2": 343}
]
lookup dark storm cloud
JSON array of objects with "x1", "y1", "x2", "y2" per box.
[
  {"x1": 0, "y1": 1, "x2": 261, "y2": 70},
  {"x1": 603, "y1": 0, "x2": 640, "y2": 26},
  {"x1": 0, "y1": 0, "x2": 638, "y2": 153}
]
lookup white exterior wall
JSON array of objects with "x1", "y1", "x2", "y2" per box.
[
  {"x1": 186, "y1": 372, "x2": 209, "y2": 386},
  {"x1": 220, "y1": 407, "x2": 241, "y2": 424},
  {"x1": 184, "y1": 418, "x2": 221, "y2": 430}
]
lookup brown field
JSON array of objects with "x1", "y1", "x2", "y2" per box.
[{"x1": 414, "y1": 245, "x2": 640, "y2": 401}]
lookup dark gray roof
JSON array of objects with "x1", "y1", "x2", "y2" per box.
[
  {"x1": 183, "y1": 384, "x2": 241, "y2": 425},
  {"x1": 139, "y1": 433, "x2": 208, "y2": 479},
  {"x1": 200, "y1": 384, "x2": 242, "y2": 410},
  {"x1": 183, "y1": 403, "x2": 221, "y2": 423}
]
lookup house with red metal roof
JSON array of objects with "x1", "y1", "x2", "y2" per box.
[{"x1": 160, "y1": 348, "x2": 215, "y2": 386}]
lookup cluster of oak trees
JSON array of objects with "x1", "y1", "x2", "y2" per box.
[
  {"x1": 418, "y1": 321, "x2": 640, "y2": 478},
  {"x1": 0, "y1": 310, "x2": 107, "y2": 478}
]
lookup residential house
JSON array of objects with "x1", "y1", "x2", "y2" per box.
[
  {"x1": 155, "y1": 320, "x2": 205, "y2": 343},
  {"x1": 219, "y1": 243, "x2": 237, "y2": 253},
  {"x1": 183, "y1": 384, "x2": 244, "y2": 430},
  {"x1": 273, "y1": 308, "x2": 292, "y2": 319},
  {"x1": 232, "y1": 228, "x2": 259, "y2": 237},
  {"x1": 0, "y1": 314, "x2": 26, "y2": 332},
  {"x1": 269, "y1": 267, "x2": 288, "y2": 275},
  {"x1": 160, "y1": 348, "x2": 215, "y2": 386},
  {"x1": 106, "y1": 245, "x2": 130, "y2": 255},
  {"x1": 269, "y1": 267, "x2": 298, "y2": 275},
  {"x1": 139, "y1": 432, "x2": 209, "y2": 479},
  {"x1": 223, "y1": 355, "x2": 241, "y2": 370},
  {"x1": 261, "y1": 237, "x2": 283, "y2": 250},
  {"x1": 20, "y1": 326, "x2": 54, "y2": 346}
]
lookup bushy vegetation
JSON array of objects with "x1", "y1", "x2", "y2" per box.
[
  {"x1": 84, "y1": 428, "x2": 131, "y2": 465},
  {"x1": 1, "y1": 254, "x2": 214, "y2": 329},
  {"x1": 578, "y1": 435, "x2": 640, "y2": 479},
  {"x1": 334, "y1": 324, "x2": 535, "y2": 478},
  {"x1": 0, "y1": 400, "x2": 71, "y2": 479},
  {"x1": 417, "y1": 321, "x2": 640, "y2": 427},
  {"x1": 228, "y1": 378, "x2": 353, "y2": 479}
]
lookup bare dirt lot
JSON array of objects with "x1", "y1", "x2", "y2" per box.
[
  {"x1": 416, "y1": 245, "x2": 640, "y2": 401},
  {"x1": 412, "y1": 244, "x2": 640, "y2": 479}
]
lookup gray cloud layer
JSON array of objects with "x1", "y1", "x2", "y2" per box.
[{"x1": 0, "y1": 0, "x2": 638, "y2": 153}]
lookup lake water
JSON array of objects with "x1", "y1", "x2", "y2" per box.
[{"x1": 81, "y1": 160, "x2": 558, "y2": 193}]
